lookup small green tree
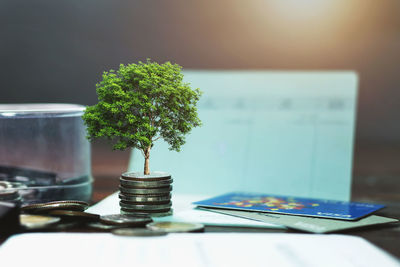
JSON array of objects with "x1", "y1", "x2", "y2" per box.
[{"x1": 83, "y1": 60, "x2": 202, "y2": 175}]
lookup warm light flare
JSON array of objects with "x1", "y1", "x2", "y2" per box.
[{"x1": 268, "y1": 0, "x2": 340, "y2": 21}]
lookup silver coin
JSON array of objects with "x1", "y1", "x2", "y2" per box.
[
  {"x1": 20, "y1": 214, "x2": 61, "y2": 229},
  {"x1": 0, "y1": 181, "x2": 26, "y2": 202},
  {"x1": 0, "y1": 181, "x2": 24, "y2": 201},
  {"x1": 146, "y1": 222, "x2": 205, "y2": 233},
  {"x1": 119, "y1": 191, "x2": 171, "y2": 198},
  {"x1": 119, "y1": 207, "x2": 172, "y2": 214},
  {"x1": 48, "y1": 221, "x2": 80, "y2": 231},
  {"x1": 87, "y1": 222, "x2": 123, "y2": 231},
  {"x1": 21, "y1": 200, "x2": 89, "y2": 213},
  {"x1": 0, "y1": 181, "x2": 11, "y2": 189},
  {"x1": 120, "y1": 177, "x2": 173, "y2": 188},
  {"x1": 112, "y1": 228, "x2": 168, "y2": 237},
  {"x1": 100, "y1": 214, "x2": 153, "y2": 226},
  {"x1": 118, "y1": 193, "x2": 171, "y2": 203},
  {"x1": 119, "y1": 201, "x2": 172, "y2": 210},
  {"x1": 120, "y1": 209, "x2": 173, "y2": 217},
  {"x1": 0, "y1": 189, "x2": 20, "y2": 201},
  {"x1": 121, "y1": 172, "x2": 171, "y2": 181},
  {"x1": 0, "y1": 181, "x2": 26, "y2": 189},
  {"x1": 119, "y1": 185, "x2": 172, "y2": 195},
  {"x1": 47, "y1": 210, "x2": 100, "y2": 222}
]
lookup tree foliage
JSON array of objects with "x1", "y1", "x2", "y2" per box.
[{"x1": 83, "y1": 60, "x2": 202, "y2": 173}]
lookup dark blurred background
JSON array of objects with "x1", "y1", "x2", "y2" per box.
[{"x1": 0, "y1": 0, "x2": 399, "y2": 152}]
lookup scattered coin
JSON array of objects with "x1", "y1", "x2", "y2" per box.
[
  {"x1": 0, "y1": 181, "x2": 26, "y2": 189},
  {"x1": 118, "y1": 193, "x2": 171, "y2": 203},
  {"x1": 112, "y1": 228, "x2": 168, "y2": 237},
  {"x1": 119, "y1": 186, "x2": 172, "y2": 195},
  {"x1": 87, "y1": 222, "x2": 125, "y2": 231},
  {"x1": 48, "y1": 221, "x2": 81, "y2": 231},
  {"x1": 0, "y1": 181, "x2": 9, "y2": 189},
  {"x1": 19, "y1": 214, "x2": 61, "y2": 229},
  {"x1": 119, "y1": 177, "x2": 173, "y2": 188},
  {"x1": 146, "y1": 222, "x2": 205, "y2": 233},
  {"x1": 100, "y1": 214, "x2": 153, "y2": 227},
  {"x1": 0, "y1": 189, "x2": 20, "y2": 201},
  {"x1": 121, "y1": 172, "x2": 171, "y2": 182},
  {"x1": 21, "y1": 200, "x2": 89, "y2": 214},
  {"x1": 47, "y1": 210, "x2": 100, "y2": 222},
  {"x1": 0, "y1": 181, "x2": 24, "y2": 203}
]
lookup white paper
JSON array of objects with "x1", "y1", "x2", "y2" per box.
[
  {"x1": 0, "y1": 233, "x2": 398, "y2": 267},
  {"x1": 129, "y1": 71, "x2": 358, "y2": 201},
  {"x1": 87, "y1": 192, "x2": 284, "y2": 228}
]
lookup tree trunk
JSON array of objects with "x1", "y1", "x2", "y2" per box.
[{"x1": 144, "y1": 146, "x2": 151, "y2": 175}]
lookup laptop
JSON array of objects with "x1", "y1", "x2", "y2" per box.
[{"x1": 128, "y1": 71, "x2": 358, "y2": 201}]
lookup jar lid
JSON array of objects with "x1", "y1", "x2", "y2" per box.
[{"x1": 0, "y1": 104, "x2": 85, "y2": 118}]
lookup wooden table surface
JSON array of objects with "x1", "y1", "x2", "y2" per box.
[{"x1": 1, "y1": 142, "x2": 399, "y2": 259}]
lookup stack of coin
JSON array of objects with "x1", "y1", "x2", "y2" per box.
[{"x1": 119, "y1": 172, "x2": 173, "y2": 217}]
